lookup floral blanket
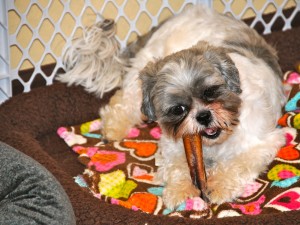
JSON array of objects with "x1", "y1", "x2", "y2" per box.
[{"x1": 58, "y1": 70, "x2": 300, "y2": 219}]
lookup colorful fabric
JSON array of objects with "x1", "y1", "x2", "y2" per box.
[{"x1": 58, "y1": 70, "x2": 300, "y2": 219}]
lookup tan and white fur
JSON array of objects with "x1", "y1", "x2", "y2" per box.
[{"x1": 58, "y1": 5, "x2": 286, "y2": 209}]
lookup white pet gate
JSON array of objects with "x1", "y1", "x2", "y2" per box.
[{"x1": 0, "y1": 0, "x2": 299, "y2": 104}]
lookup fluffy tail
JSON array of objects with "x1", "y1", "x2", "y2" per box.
[{"x1": 56, "y1": 19, "x2": 124, "y2": 98}]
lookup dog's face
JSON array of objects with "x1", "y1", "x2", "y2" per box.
[{"x1": 140, "y1": 42, "x2": 242, "y2": 146}]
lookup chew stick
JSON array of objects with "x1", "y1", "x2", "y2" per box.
[{"x1": 183, "y1": 133, "x2": 209, "y2": 202}]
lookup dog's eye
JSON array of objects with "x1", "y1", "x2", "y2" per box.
[
  {"x1": 169, "y1": 105, "x2": 187, "y2": 116},
  {"x1": 203, "y1": 86, "x2": 219, "y2": 99}
]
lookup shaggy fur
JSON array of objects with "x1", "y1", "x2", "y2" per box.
[
  {"x1": 56, "y1": 19, "x2": 124, "y2": 97},
  {"x1": 59, "y1": 5, "x2": 286, "y2": 209}
]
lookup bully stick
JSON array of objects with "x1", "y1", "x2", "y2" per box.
[{"x1": 183, "y1": 133, "x2": 209, "y2": 202}]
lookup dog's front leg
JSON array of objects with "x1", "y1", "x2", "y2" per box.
[
  {"x1": 100, "y1": 72, "x2": 143, "y2": 141},
  {"x1": 156, "y1": 137, "x2": 200, "y2": 209},
  {"x1": 157, "y1": 160, "x2": 200, "y2": 209},
  {"x1": 206, "y1": 129, "x2": 285, "y2": 204}
]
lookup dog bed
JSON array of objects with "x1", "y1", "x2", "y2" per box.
[
  {"x1": 55, "y1": 65, "x2": 300, "y2": 218},
  {"x1": 0, "y1": 24, "x2": 300, "y2": 225}
]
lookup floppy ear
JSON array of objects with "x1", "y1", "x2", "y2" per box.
[
  {"x1": 139, "y1": 61, "x2": 158, "y2": 122},
  {"x1": 204, "y1": 49, "x2": 242, "y2": 94}
]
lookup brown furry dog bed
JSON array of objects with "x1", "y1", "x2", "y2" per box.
[{"x1": 0, "y1": 22, "x2": 300, "y2": 225}]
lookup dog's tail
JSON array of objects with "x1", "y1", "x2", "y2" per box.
[{"x1": 56, "y1": 19, "x2": 125, "y2": 98}]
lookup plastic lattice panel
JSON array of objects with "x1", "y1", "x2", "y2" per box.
[
  {"x1": 5, "y1": 0, "x2": 300, "y2": 97},
  {"x1": 0, "y1": 1, "x2": 11, "y2": 103},
  {"x1": 213, "y1": 0, "x2": 300, "y2": 34},
  {"x1": 6, "y1": 0, "x2": 199, "y2": 96}
]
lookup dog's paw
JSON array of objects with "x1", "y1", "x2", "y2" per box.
[
  {"x1": 100, "y1": 108, "x2": 131, "y2": 141},
  {"x1": 102, "y1": 124, "x2": 129, "y2": 141},
  {"x1": 206, "y1": 175, "x2": 243, "y2": 204},
  {"x1": 163, "y1": 183, "x2": 200, "y2": 209},
  {"x1": 100, "y1": 89, "x2": 142, "y2": 141}
]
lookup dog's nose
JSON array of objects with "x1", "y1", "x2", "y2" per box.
[{"x1": 196, "y1": 110, "x2": 212, "y2": 126}]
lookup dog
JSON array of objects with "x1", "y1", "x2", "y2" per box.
[{"x1": 58, "y1": 5, "x2": 286, "y2": 209}]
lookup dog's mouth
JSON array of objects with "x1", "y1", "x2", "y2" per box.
[{"x1": 201, "y1": 127, "x2": 221, "y2": 139}]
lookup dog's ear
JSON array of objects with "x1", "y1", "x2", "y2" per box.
[
  {"x1": 204, "y1": 49, "x2": 242, "y2": 94},
  {"x1": 139, "y1": 61, "x2": 158, "y2": 122}
]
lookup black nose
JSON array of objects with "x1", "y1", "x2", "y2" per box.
[{"x1": 196, "y1": 110, "x2": 212, "y2": 126}]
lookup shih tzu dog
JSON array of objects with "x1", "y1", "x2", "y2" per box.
[{"x1": 58, "y1": 5, "x2": 286, "y2": 209}]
